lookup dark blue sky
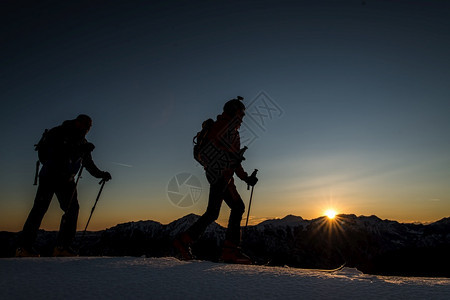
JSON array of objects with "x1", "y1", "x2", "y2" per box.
[{"x1": 1, "y1": 0, "x2": 449, "y2": 230}]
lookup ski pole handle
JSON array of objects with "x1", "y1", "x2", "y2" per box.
[
  {"x1": 247, "y1": 169, "x2": 258, "y2": 190},
  {"x1": 238, "y1": 146, "x2": 248, "y2": 163}
]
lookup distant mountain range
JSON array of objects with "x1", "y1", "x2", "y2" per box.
[{"x1": 1, "y1": 214, "x2": 449, "y2": 277}]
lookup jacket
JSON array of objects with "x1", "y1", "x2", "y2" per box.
[
  {"x1": 206, "y1": 112, "x2": 248, "y2": 181},
  {"x1": 39, "y1": 119, "x2": 103, "y2": 180}
]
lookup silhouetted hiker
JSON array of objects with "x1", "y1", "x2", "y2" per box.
[
  {"x1": 16, "y1": 114, "x2": 112, "y2": 257},
  {"x1": 174, "y1": 97, "x2": 258, "y2": 264}
]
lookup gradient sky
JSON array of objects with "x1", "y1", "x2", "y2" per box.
[{"x1": 1, "y1": 0, "x2": 449, "y2": 231}]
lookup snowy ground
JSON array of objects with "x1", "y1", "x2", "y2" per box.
[{"x1": 1, "y1": 257, "x2": 449, "y2": 299}]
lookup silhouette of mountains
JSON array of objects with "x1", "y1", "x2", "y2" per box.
[{"x1": 1, "y1": 214, "x2": 449, "y2": 277}]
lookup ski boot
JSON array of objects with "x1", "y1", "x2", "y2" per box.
[
  {"x1": 220, "y1": 240, "x2": 252, "y2": 265},
  {"x1": 53, "y1": 246, "x2": 78, "y2": 257},
  {"x1": 15, "y1": 247, "x2": 40, "y2": 257},
  {"x1": 173, "y1": 232, "x2": 194, "y2": 260}
]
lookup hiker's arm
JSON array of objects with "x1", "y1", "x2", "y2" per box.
[
  {"x1": 82, "y1": 152, "x2": 111, "y2": 180},
  {"x1": 235, "y1": 164, "x2": 248, "y2": 181}
]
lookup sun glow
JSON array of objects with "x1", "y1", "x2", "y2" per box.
[{"x1": 325, "y1": 209, "x2": 337, "y2": 219}]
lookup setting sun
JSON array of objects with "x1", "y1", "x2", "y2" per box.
[{"x1": 325, "y1": 209, "x2": 337, "y2": 219}]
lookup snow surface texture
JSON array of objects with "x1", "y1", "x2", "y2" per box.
[{"x1": 1, "y1": 257, "x2": 449, "y2": 299}]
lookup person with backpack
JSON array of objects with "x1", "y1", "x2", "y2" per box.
[
  {"x1": 174, "y1": 97, "x2": 258, "y2": 264},
  {"x1": 16, "y1": 114, "x2": 112, "y2": 257}
]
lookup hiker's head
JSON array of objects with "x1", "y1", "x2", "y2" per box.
[
  {"x1": 223, "y1": 97, "x2": 245, "y2": 123},
  {"x1": 75, "y1": 114, "x2": 92, "y2": 136}
]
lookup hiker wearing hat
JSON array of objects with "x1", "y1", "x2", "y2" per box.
[
  {"x1": 174, "y1": 97, "x2": 258, "y2": 264},
  {"x1": 16, "y1": 114, "x2": 111, "y2": 257}
]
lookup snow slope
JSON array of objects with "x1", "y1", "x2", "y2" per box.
[{"x1": 1, "y1": 257, "x2": 449, "y2": 299}]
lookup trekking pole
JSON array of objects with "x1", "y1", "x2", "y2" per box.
[
  {"x1": 82, "y1": 179, "x2": 106, "y2": 238},
  {"x1": 67, "y1": 166, "x2": 84, "y2": 207},
  {"x1": 59, "y1": 166, "x2": 84, "y2": 235},
  {"x1": 64, "y1": 166, "x2": 84, "y2": 212},
  {"x1": 75, "y1": 166, "x2": 84, "y2": 184},
  {"x1": 33, "y1": 160, "x2": 40, "y2": 185},
  {"x1": 245, "y1": 169, "x2": 258, "y2": 228}
]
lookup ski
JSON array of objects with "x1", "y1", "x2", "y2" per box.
[
  {"x1": 171, "y1": 255, "x2": 345, "y2": 272},
  {"x1": 298, "y1": 263, "x2": 346, "y2": 273}
]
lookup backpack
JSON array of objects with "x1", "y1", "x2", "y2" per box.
[
  {"x1": 34, "y1": 129, "x2": 49, "y2": 163},
  {"x1": 193, "y1": 118, "x2": 215, "y2": 167}
]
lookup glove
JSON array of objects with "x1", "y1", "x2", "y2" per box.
[
  {"x1": 100, "y1": 171, "x2": 112, "y2": 181},
  {"x1": 244, "y1": 174, "x2": 258, "y2": 187}
]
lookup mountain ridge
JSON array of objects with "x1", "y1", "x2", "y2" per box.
[{"x1": 104, "y1": 213, "x2": 448, "y2": 232}]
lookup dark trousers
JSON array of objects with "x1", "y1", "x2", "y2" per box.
[
  {"x1": 187, "y1": 176, "x2": 245, "y2": 245},
  {"x1": 19, "y1": 176, "x2": 79, "y2": 249}
]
